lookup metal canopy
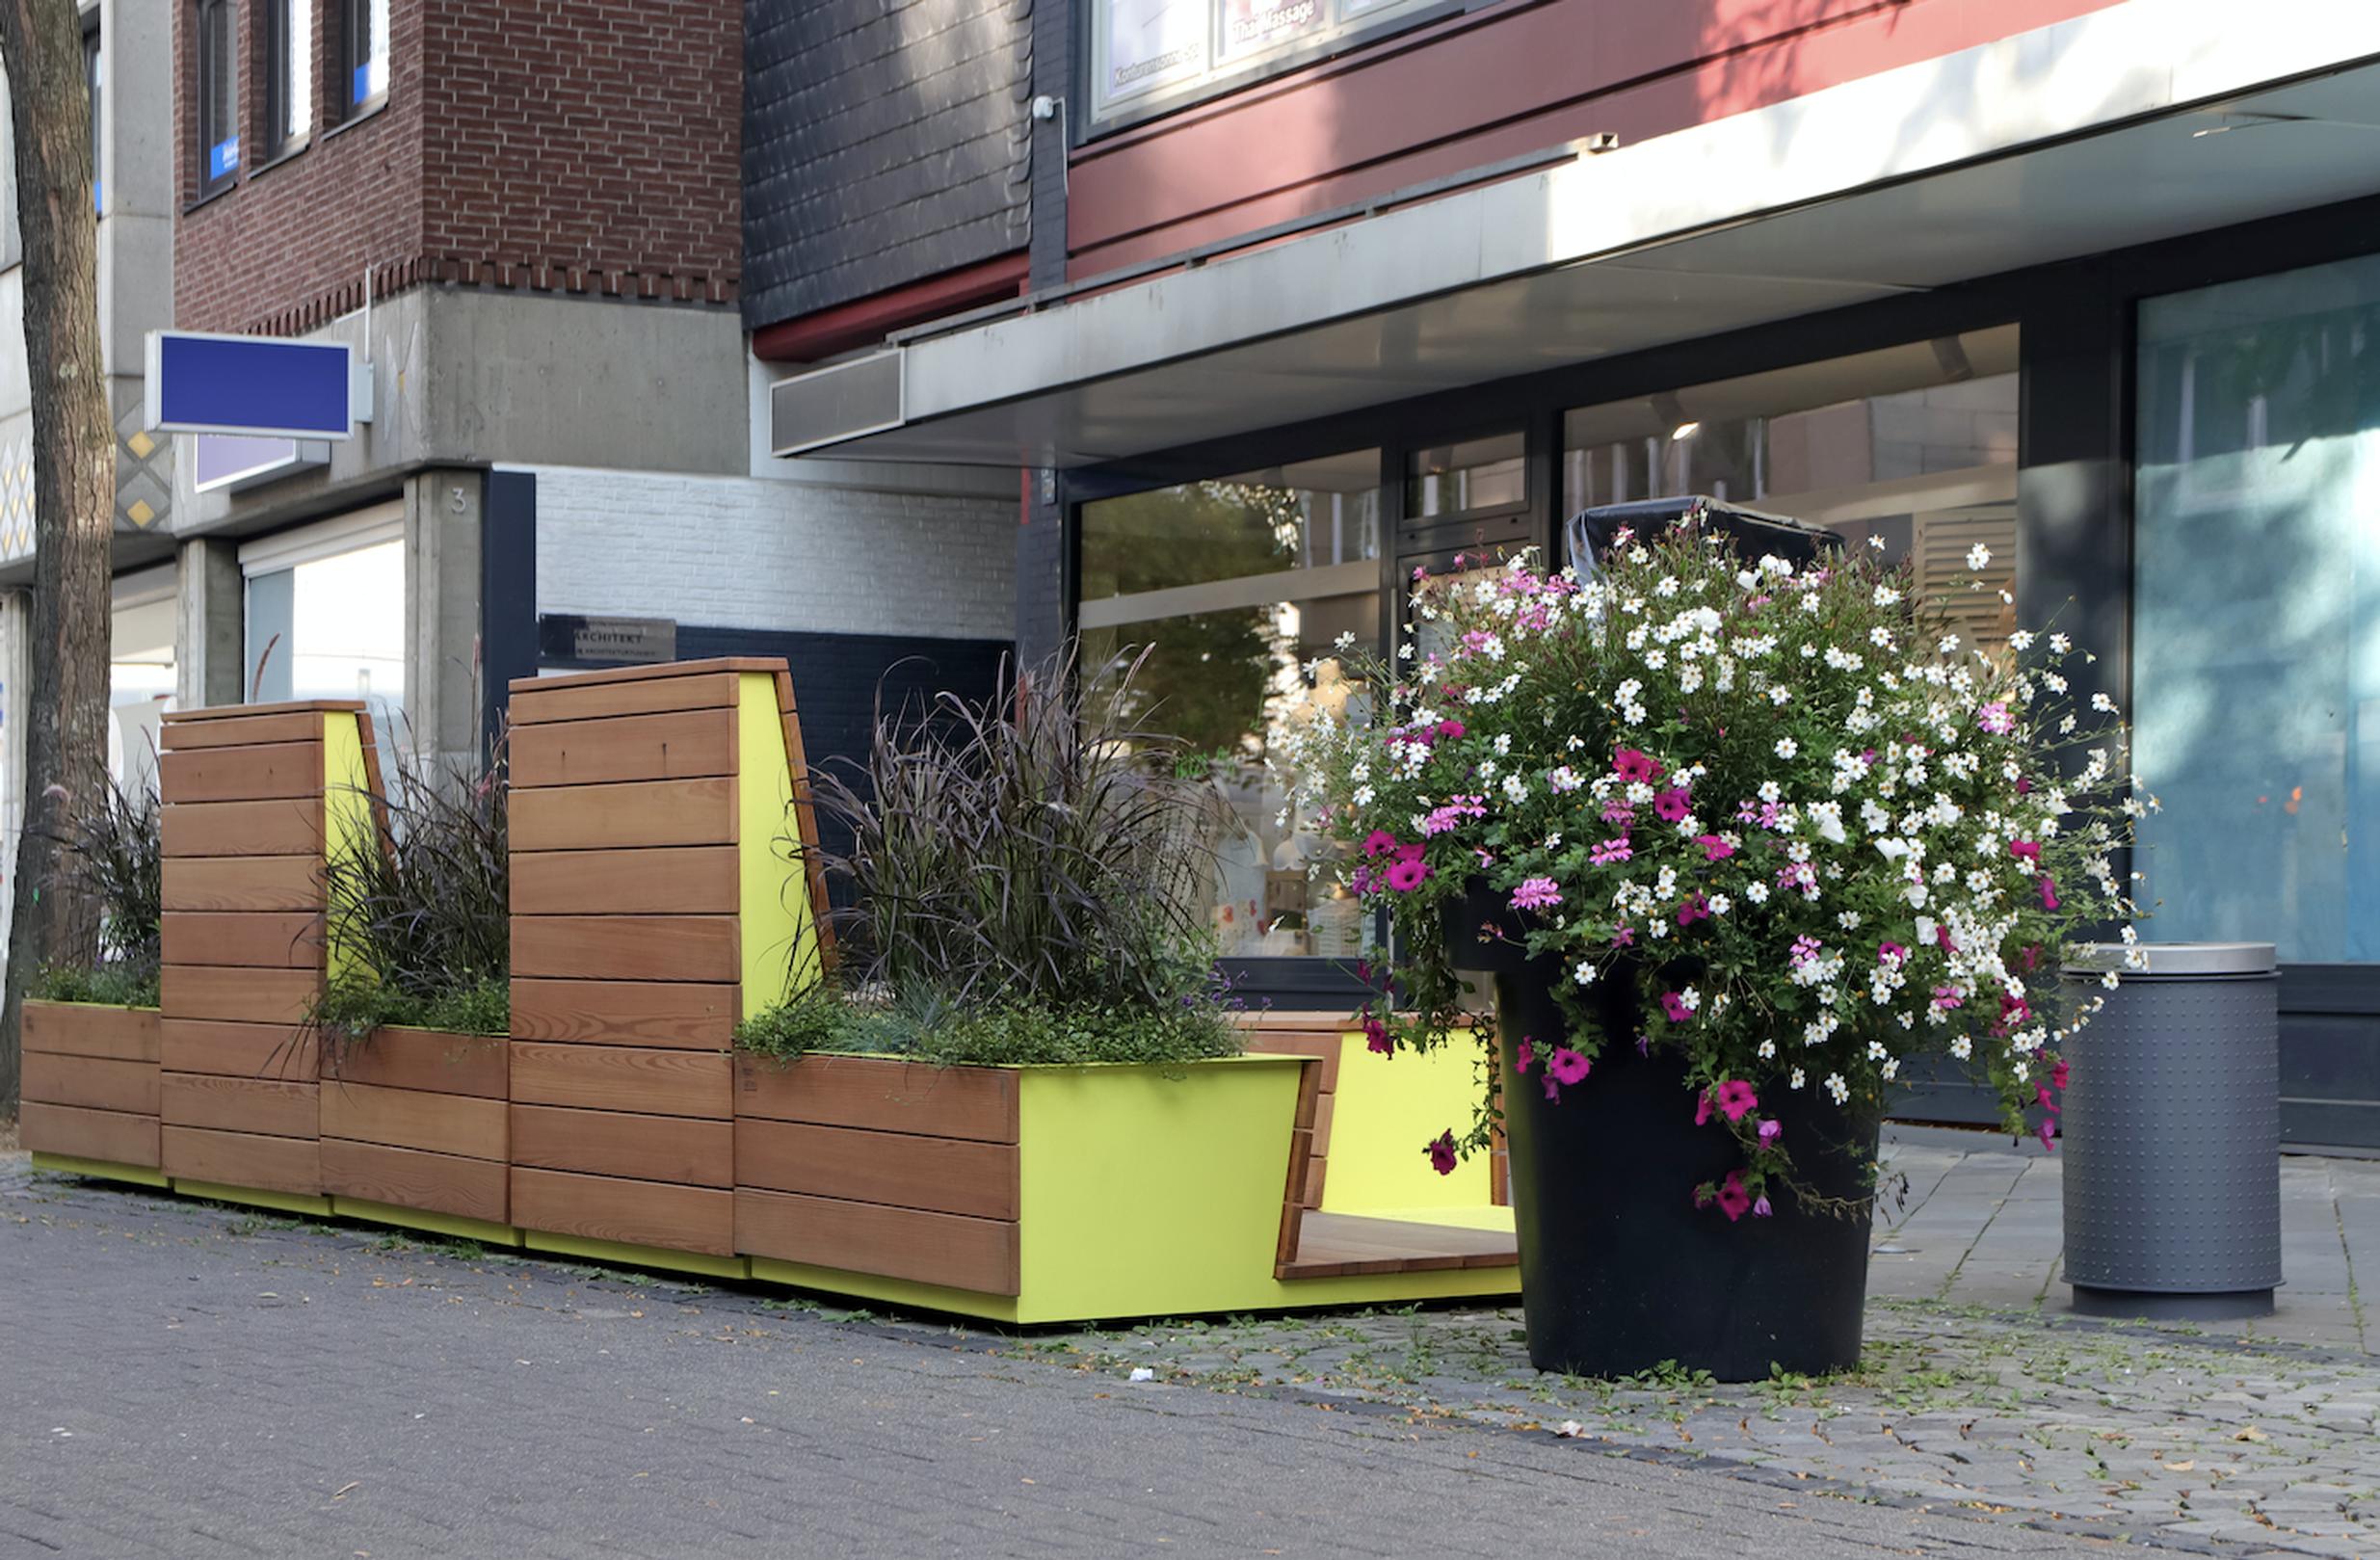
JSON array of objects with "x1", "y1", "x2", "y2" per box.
[{"x1": 771, "y1": 0, "x2": 2380, "y2": 470}]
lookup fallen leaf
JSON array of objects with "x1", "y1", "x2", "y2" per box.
[
  {"x1": 2233, "y1": 1427, "x2": 2267, "y2": 1443},
  {"x1": 2164, "y1": 1460, "x2": 2195, "y2": 1472}
]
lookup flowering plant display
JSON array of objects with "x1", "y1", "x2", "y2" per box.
[{"x1": 1283, "y1": 511, "x2": 2152, "y2": 1218}]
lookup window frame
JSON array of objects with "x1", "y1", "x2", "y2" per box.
[
  {"x1": 194, "y1": 0, "x2": 238, "y2": 198},
  {"x1": 263, "y1": 0, "x2": 311, "y2": 162},
  {"x1": 337, "y1": 0, "x2": 388, "y2": 121}
]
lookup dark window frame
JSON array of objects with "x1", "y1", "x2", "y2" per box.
[
  {"x1": 337, "y1": 0, "x2": 386, "y2": 121},
  {"x1": 263, "y1": 0, "x2": 309, "y2": 161},
  {"x1": 194, "y1": 0, "x2": 238, "y2": 197}
]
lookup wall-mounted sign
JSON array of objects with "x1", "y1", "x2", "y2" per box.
[
  {"x1": 1091, "y1": 0, "x2": 1442, "y2": 124},
  {"x1": 538, "y1": 614, "x2": 679, "y2": 667},
  {"x1": 144, "y1": 331, "x2": 373, "y2": 440},
  {"x1": 192, "y1": 434, "x2": 331, "y2": 494}
]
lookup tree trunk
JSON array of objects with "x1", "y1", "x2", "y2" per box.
[{"x1": 0, "y1": 0, "x2": 113, "y2": 1120}]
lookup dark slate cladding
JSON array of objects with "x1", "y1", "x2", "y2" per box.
[{"x1": 745, "y1": 0, "x2": 1035, "y2": 332}]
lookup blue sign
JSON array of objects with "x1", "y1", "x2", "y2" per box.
[
  {"x1": 208, "y1": 135, "x2": 239, "y2": 181},
  {"x1": 145, "y1": 331, "x2": 365, "y2": 440}
]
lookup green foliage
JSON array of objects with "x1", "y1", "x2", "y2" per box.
[
  {"x1": 308, "y1": 737, "x2": 509, "y2": 1050},
  {"x1": 29, "y1": 961, "x2": 159, "y2": 1008},
  {"x1": 734, "y1": 980, "x2": 1242, "y2": 1071},
  {"x1": 807, "y1": 646, "x2": 1228, "y2": 1016}
]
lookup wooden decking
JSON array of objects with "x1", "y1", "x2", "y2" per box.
[{"x1": 1280, "y1": 1211, "x2": 1519, "y2": 1280}]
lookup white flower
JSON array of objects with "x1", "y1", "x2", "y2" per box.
[
  {"x1": 1335, "y1": 630, "x2": 1357, "y2": 650},
  {"x1": 1873, "y1": 585, "x2": 1901, "y2": 607},
  {"x1": 1774, "y1": 737, "x2": 1799, "y2": 759},
  {"x1": 1966, "y1": 542, "x2": 1992, "y2": 571},
  {"x1": 1824, "y1": 1073, "x2": 1850, "y2": 1104},
  {"x1": 1501, "y1": 775, "x2": 1529, "y2": 804},
  {"x1": 1768, "y1": 686, "x2": 1791, "y2": 706},
  {"x1": 1758, "y1": 1039, "x2": 1776, "y2": 1059},
  {"x1": 1746, "y1": 882, "x2": 1771, "y2": 905},
  {"x1": 1881, "y1": 1057, "x2": 1900, "y2": 1081},
  {"x1": 1574, "y1": 961, "x2": 1598, "y2": 986},
  {"x1": 2049, "y1": 633, "x2": 2072, "y2": 654},
  {"x1": 1950, "y1": 1035, "x2": 1971, "y2": 1060},
  {"x1": 2008, "y1": 629, "x2": 2034, "y2": 652},
  {"x1": 1790, "y1": 1067, "x2": 1808, "y2": 1089},
  {"x1": 1352, "y1": 785, "x2": 1374, "y2": 806},
  {"x1": 1676, "y1": 987, "x2": 1702, "y2": 1013},
  {"x1": 1869, "y1": 626, "x2": 1894, "y2": 648},
  {"x1": 1493, "y1": 733, "x2": 1512, "y2": 755},
  {"x1": 1707, "y1": 894, "x2": 1732, "y2": 915},
  {"x1": 1547, "y1": 766, "x2": 1583, "y2": 793}
]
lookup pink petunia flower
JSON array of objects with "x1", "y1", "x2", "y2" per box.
[
  {"x1": 1437, "y1": 719, "x2": 1467, "y2": 740},
  {"x1": 1362, "y1": 830, "x2": 1399, "y2": 859},
  {"x1": 1515, "y1": 1037, "x2": 1536, "y2": 1073},
  {"x1": 1363, "y1": 1017, "x2": 1393, "y2": 1055},
  {"x1": 1660, "y1": 992, "x2": 1694, "y2": 1022},
  {"x1": 1652, "y1": 787, "x2": 1693, "y2": 823},
  {"x1": 1753, "y1": 1195, "x2": 1773, "y2": 1218},
  {"x1": 2009, "y1": 839, "x2": 2041, "y2": 861},
  {"x1": 1425, "y1": 1130, "x2": 1459, "y2": 1176},
  {"x1": 1714, "y1": 1079, "x2": 1759, "y2": 1122},
  {"x1": 1878, "y1": 940, "x2": 1908, "y2": 965},
  {"x1": 2036, "y1": 1082, "x2": 2060, "y2": 1116},
  {"x1": 1694, "y1": 1090, "x2": 1713, "y2": 1126},
  {"x1": 1386, "y1": 858, "x2": 1430, "y2": 892},
  {"x1": 1542, "y1": 1072, "x2": 1563, "y2": 1102},
  {"x1": 1696, "y1": 833, "x2": 1735, "y2": 861},
  {"x1": 1716, "y1": 1172, "x2": 1754, "y2": 1222},
  {"x1": 1613, "y1": 747, "x2": 1664, "y2": 784},
  {"x1": 1758, "y1": 1119, "x2": 1783, "y2": 1148},
  {"x1": 2036, "y1": 1118, "x2": 2056, "y2": 1153},
  {"x1": 1547, "y1": 1047, "x2": 1591, "y2": 1086},
  {"x1": 1510, "y1": 877, "x2": 1564, "y2": 912},
  {"x1": 1677, "y1": 894, "x2": 1710, "y2": 927},
  {"x1": 2039, "y1": 874, "x2": 2060, "y2": 912},
  {"x1": 2051, "y1": 1059, "x2": 2070, "y2": 1091}
]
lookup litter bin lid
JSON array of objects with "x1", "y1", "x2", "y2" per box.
[{"x1": 2063, "y1": 940, "x2": 2276, "y2": 977}]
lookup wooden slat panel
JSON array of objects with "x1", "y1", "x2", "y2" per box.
[
  {"x1": 160, "y1": 912, "x2": 324, "y2": 969},
  {"x1": 162, "y1": 798, "x2": 325, "y2": 858},
  {"x1": 510, "y1": 779, "x2": 734, "y2": 851},
  {"x1": 19, "y1": 1101, "x2": 161, "y2": 1167},
  {"x1": 510, "y1": 915, "x2": 739, "y2": 984},
  {"x1": 511, "y1": 1104, "x2": 732, "y2": 1187},
  {"x1": 161, "y1": 965, "x2": 320, "y2": 1025},
  {"x1": 1242, "y1": 1029, "x2": 1344, "y2": 1093},
  {"x1": 166, "y1": 699, "x2": 361, "y2": 724},
  {"x1": 733, "y1": 1055, "x2": 1018, "y2": 1143},
  {"x1": 161, "y1": 1074, "x2": 318, "y2": 1138},
  {"x1": 510, "y1": 1044, "x2": 730, "y2": 1120},
  {"x1": 511, "y1": 1167, "x2": 733, "y2": 1256},
  {"x1": 160, "y1": 710, "x2": 326, "y2": 750},
  {"x1": 162, "y1": 855, "x2": 322, "y2": 912},
  {"x1": 733, "y1": 1187, "x2": 1019, "y2": 1296},
  {"x1": 509, "y1": 659, "x2": 783, "y2": 695},
  {"x1": 23, "y1": 1001, "x2": 160, "y2": 1061},
  {"x1": 159, "y1": 1019, "x2": 318, "y2": 1080},
  {"x1": 323, "y1": 1029, "x2": 507, "y2": 1097},
  {"x1": 322, "y1": 1139, "x2": 509, "y2": 1224},
  {"x1": 161, "y1": 1125, "x2": 321, "y2": 1195},
  {"x1": 511, "y1": 847, "x2": 739, "y2": 916},
  {"x1": 1303, "y1": 1154, "x2": 1327, "y2": 1210},
  {"x1": 159, "y1": 742, "x2": 323, "y2": 804},
  {"x1": 509, "y1": 978, "x2": 736, "y2": 1048},
  {"x1": 510, "y1": 708, "x2": 736, "y2": 788},
  {"x1": 23, "y1": 1053, "x2": 159, "y2": 1115},
  {"x1": 507, "y1": 672, "x2": 739, "y2": 727},
  {"x1": 1280, "y1": 1212, "x2": 1520, "y2": 1281},
  {"x1": 320, "y1": 1080, "x2": 506, "y2": 1159},
  {"x1": 735, "y1": 1119, "x2": 1018, "y2": 1219}
]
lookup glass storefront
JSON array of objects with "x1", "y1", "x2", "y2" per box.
[
  {"x1": 1562, "y1": 325, "x2": 2022, "y2": 651},
  {"x1": 1079, "y1": 452, "x2": 1381, "y2": 956},
  {"x1": 2134, "y1": 254, "x2": 2380, "y2": 962},
  {"x1": 242, "y1": 508, "x2": 406, "y2": 752}
]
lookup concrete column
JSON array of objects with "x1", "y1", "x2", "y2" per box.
[
  {"x1": 405, "y1": 467, "x2": 485, "y2": 776},
  {"x1": 173, "y1": 538, "x2": 243, "y2": 708}
]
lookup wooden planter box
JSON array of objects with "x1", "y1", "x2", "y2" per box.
[
  {"x1": 320, "y1": 1027, "x2": 514, "y2": 1240},
  {"x1": 732, "y1": 1051, "x2": 1519, "y2": 1325},
  {"x1": 21, "y1": 1000, "x2": 165, "y2": 1183}
]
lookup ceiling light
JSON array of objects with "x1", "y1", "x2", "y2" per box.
[{"x1": 1669, "y1": 421, "x2": 1701, "y2": 442}]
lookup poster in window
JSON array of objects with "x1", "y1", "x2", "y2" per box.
[
  {"x1": 1103, "y1": 0, "x2": 1207, "y2": 104},
  {"x1": 1218, "y1": 0, "x2": 1326, "y2": 61}
]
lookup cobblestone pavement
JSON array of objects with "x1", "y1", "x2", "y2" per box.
[{"x1": 5, "y1": 1136, "x2": 2378, "y2": 1558}]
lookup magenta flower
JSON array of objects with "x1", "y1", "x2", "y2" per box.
[
  {"x1": 2051, "y1": 1059, "x2": 2070, "y2": 1091},
  {"x1": 1438, "y1": 719, "x2": 1467, "y2": 740},
  {"x1": 2009, "y1": 839, "x2": 2041, "y2": 861},
  {"x1": 1547, "y1": 1046, "x2": 1591, "y2": 1086},
  {"x1": 2021, "y1": 943, "x2": 2042, "y2": 972},
  {"x1": 1362, "y1": 830, "x2": 1399, "y2": 859},
  {"x1": 1752, "y1": 1195, "x2": 1773, "y2": 1218},
  {"x1": 1931, "y1": 985, "x2": 1965, "y2": 1011},
  {"x1": 1878, "y1": 940, "x2": 1908, "y2": 965},
  {"x1": 1696, "y1": 833, "x2": 1735, "y2": 861},
  {"x1": 2039, "y1": 874, "x2": 2061, "y2": 911},
  {"x1": 1716, "y1": 1172, "x2": 1754, "y2": 1222},
  {"x1": 1424, "y1": 1130, "x2": 1459, "y2": 1176},
  {"x1": 1790, "y1": 935, "x2": 1822, "y2": 966},
  {"x1": 1652, "y1": 787, "x2": 1693, "y2": 823},
  {"x1": 1976, "y1": 701, "x2": 2015, "y2": 735},
  {"x1": 1385, "y1": 858, "x2": 1430, "y2": 892},
  {"x1": 1510, "y1": 877, "x2": 1564, "y2": 912},
  {"x1": 1660, "y1": 992, "x2": 1694, "y2": 1022},
  {"x1": 1600, "y1": 799, "x2": 1637, "y2": 828},
  {"x1": 1714, "y1": 1079, "x2": 1758, "y2": 1122},
  {"x1": 1694, "y1": 1090, "x2": 1713, "y2": 1126},
  {"x1": 1589, "y1": 837, "x2": 1633, "y2": 865},
  {"x1": 1758, "y1": 1118, "x2": 1783, "y2": 1148},
  {"x1": 2036, "y1": 1118, "x2": 2056, "y2": 1153},
  {"x1": 2015, "y1": 775, "x2": 2033, "y2": 795},
  {"x1": 1609, "y1": 924, "x2": 1635, "y2": 947},
  {"x1": 1677, "y1": 894, "x2": 1710, "y2": 927},
  {"x1": 2036, "y1": 1082, "x2": 2060, "y2": 1116},
  {"x1": 1394, "y1": 841, "x2": 1426, "y2": 863},
  {"x1": 1542, "y1": 1072, "x2": 1563, "y2": 1102},
  {"x1": 1935, "y1": 923, "x2": 1956, "y2": 952},
  {"x1": 1515, "y1": 1036, "x2": 1535, "y2": 1073},
  {"x1": 1612, "y1": 747, "x2": 1664, "y2": 783},
  {"x1": 1363, "y1": 1017, "x2": 1393, "y2": 1056}
]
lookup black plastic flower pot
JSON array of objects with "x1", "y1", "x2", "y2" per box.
[{"x1": 1455, "y1": 896, "x2": 1879, "y2": 1381}]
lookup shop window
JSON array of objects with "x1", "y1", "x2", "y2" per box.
[
  {"x1": 110, "y1": 573, "x2": 178, "y2": 796},
  {"x1": 1561, "y1": 325, "x2": 2021, "y2": 653},
  {"x1": 265, "y1": 0, "x2": 312, "y2": 159},
  {"x1": 339, "y1": 0, "x2": 389, "y2": 119},
  {"x1": 1089, "y1": 0, "x2": 1452, "y2": 134},
  {"x1": 1079, "y1": 451, "x2": 1383, "y2": 957},
  {"x1": 2133, "y1": 255, "x2": 2380, "y2": 962},
  {"x1": 240, "y1": 509, "x2": 405, "y2": 750},
  {"x1": 196, "y1": 0, "x2": 237, "y2": 193}
]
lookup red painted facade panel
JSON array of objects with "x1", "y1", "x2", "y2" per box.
[{"x1": 1065, "y1": 0, "x2": 2127, "y2": 280}]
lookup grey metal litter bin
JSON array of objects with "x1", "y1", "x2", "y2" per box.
[{"x1": 2062, "y1": 942, "x2": 2280, "y2": 1320}]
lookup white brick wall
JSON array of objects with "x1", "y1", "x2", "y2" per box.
[{"x1": 529, "y1": 465, "x2": 1017, "y2": 641}]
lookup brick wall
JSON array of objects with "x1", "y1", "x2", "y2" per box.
[
  {"x1": 175, "y1": 0, "x2": 741, "y2": 336},
  {"x1": 530, "y1": 467, "x2": 1018, "y2": 643}
]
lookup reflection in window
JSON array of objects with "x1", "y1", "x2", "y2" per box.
[
  {"x1": 1406, "y1": 432, "x2": 1524, "y2": 519},
  {"x1": 246, "y1": 536, "x2": 406, "y2": 752},
  {"x1": 1562, "y1": 327, "x2": 2021, "y2": 651},
  {"x1": 2133, "y1": 255, "x2": 2380, "y2": 962},
  {"x1": 1081, "y1": 455, "x2": 1381, "y2": 956}
]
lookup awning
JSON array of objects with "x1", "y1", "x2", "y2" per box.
[{"x1": 771, "y1": 0, "x2": 2380, "y2": 470}]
